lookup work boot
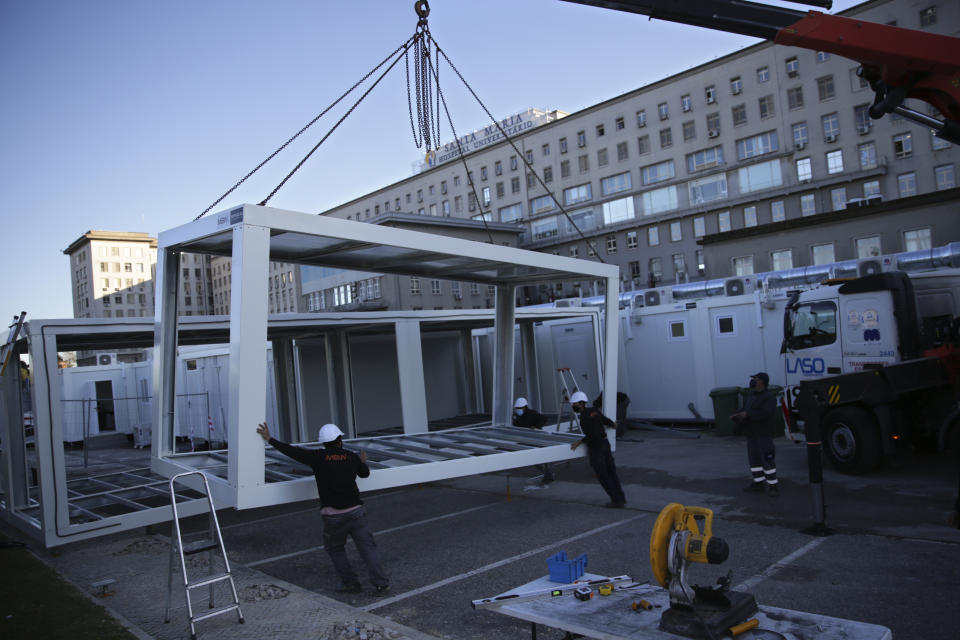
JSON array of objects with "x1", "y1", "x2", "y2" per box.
[
  {"x1": 743, "y1": 481, "x2": 765, "y2": 493},
  {"x1": 336, "y1": 583, "x2": 362, "y2": 593},
  {"x1": 765, "y1": 484, "x2": 779, "y2": 497}
]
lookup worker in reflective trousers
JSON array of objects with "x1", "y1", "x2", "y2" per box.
[
  {"x1": 569, "y1": 391, "x2": 626, "y2": 508},
  {"x1": 732, "y1": 372, "x2": 779, "y2": 497},
  {"x1": 513, "y1": 397, "x2": 555, "y2": 483},
  {"x1": 256, "y1": 422, "x2": 390, "y2": 594}
]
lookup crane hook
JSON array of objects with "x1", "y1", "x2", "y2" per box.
[{"x1": 414, "y1": 0, "x2": 429, "y2": 19}]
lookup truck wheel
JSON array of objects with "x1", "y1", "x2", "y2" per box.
[{"x1": 822, "y1": 406, "x2": 882, "y2": 474}]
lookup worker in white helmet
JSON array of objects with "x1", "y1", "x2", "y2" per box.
[
  {"x1": 569, "y1": 390, "x2": 626, "y2": 508},
  {"x1": 256, "y1": 421, "x2": 390, "y2": 594},
  {"x1": 513, "y1": 397, "x2": 555, "y2": 483}
]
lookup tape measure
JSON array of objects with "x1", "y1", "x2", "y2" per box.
[
  {"x1": 574, "y1": 586, "x2": 593, "y2": 601},
  {"x1": 597, "y1": 584, "x2": 614, "y2": 596}
]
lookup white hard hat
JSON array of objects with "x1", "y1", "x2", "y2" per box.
[
  {"x1": 570, "y1": 391, "x2": 589, "y2": 404},
  {"x1": 317, "y1": 423, "x2": 344, "y2": 443},
  {"x1": 514, "y1": 397, "x2": 529, "y2": 408}
]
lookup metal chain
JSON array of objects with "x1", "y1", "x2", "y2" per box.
[
  {"x1": 433, "y1": 42, "x2": 605, "y2": 263},
  {"x1": 194, "y1": 38, "x2": 412, "y2": 221}
]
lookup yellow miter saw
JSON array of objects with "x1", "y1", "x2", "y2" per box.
[{"x1": 650, "y1": 503, "x2": 758, "y2": 639}]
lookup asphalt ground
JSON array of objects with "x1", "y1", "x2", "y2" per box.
[{"x1": 14, "y1": 425, "x2": 960, "y2": 639}]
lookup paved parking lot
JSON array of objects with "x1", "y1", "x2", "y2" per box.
[{"x1": 28, "y1": 426, "x2": 960, "y2": 639}]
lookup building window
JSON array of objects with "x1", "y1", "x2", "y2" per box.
[
  {"x1": 410, "y1": 277, "x2": 421, "y2": 295},
  {"x1": 431, "y1": 280, "x2": 442, "y2": 295},
  {"x1": 757, "y1": 66, "x2": 770, "y2": 83},
  {"x1": 771, "y1": 249, "x2": 793, "y2": 270},
  {"x1": 693, "y1": 216, "x2": 706, "y2": 237},
  {"x1": 578, "y1": 154, "x2": 590, "y2": 173},
  {"x1": 417, "y1": 189, "x2": 423, "y2": 202},
  {"x1": 558, "y1": 137, "x2": 568, "y2": 154},
  {"x1": 454, "y1": 195, "x2": 463, "y2": 212},
  {"x1": 542, "y1": 143, "x2": 550, "y2": 156},
  {"x1": 511, "y1": 177, "x2": 520, "y2": 194},
  {"x1": 743, "y1": 206, "x2": 758, "y2": 227},
  {"x1": 659, "y1": 128, "x2": 673, "y2": 149},
  {"x1": 811, "y1": 243, "x2": 835, "y2": 265},
  {"x1": 696, "y1": 249, "x2": 705, "y2": 275},
  {"x1": 442, "y1": 200, "x2": 451, "y2": 215},
  {"x1": 601, "y1": 171, "x2": 632, "y2": 195},
  {"x1": 629, "y1": 260, "x2": 641, "y2": 279},
  {"x1": 636, "y1": 109, "x2": 647, "y2": 127},
  {"x1": 649, "y1": 257, "x2": 663, "y2": 281},
  {"x1": 730, "y1": 76, "x2": 742, "y2": 95},
  {"x1": 935, "y1": 164, "x2": 956, "y2": 190},
  {"x1": 771, "y1": 200, "x2": 785, "y2": 222},
  {"x1": 673, "y1": 253, "x2": 686, "y2": 275},
  {"x1": 919, "y1": 6, "x2": 936, "y2": 27},
  {"x1": 687, "y1": 173, "x2": 728, "y2": 204},
  {"x1": 706, "y1": 112, "x2": 720, "y2": 136},
  {"x1": 736, "y1": 131, "x2": 778, "y2": 160},
  {"x1": 481, "y1": 186, "x2": 491, "y2": 206},
  {"x1": 527, "y1": 173, "x2": 536, "y2": 189},
  {"x1": 525, "y1": 150, "x2": 534, "y2": 165},
  {"x1": 569, "y1": 245, "x2": 579, "y2": 258},
  {"x1": 732, "y1": 255, "x2": 754, "y2": 276},
  {"x1": 897, "y1": 172, "x2": 917, "y2": 197},
  {"x1": 682, "y1": 120, "x2": 696, "y2": 141},
  {"x1": 853, "y1": 104, "x2": 872, "y2": 134},
  {"x1": 718, "y1": 211, "x2": 731, "y2": 232},
  {"x1": 787, "y1": 87, "x2": 804, "y2": 110},
  {"x1": 856, "y1": 236, "x2": 882, "y2": 258},
  {"x1": 686, "y1": 145, "x2": 724, "y2": 172},
  {"x1": 792, "y1": 122, "x2": 808, "y2": 146},
  {"x1": 641, "y1": 160, "x2": 675, "y2": 185},
  {"x1": 602, "y1": 195, "x2": 636, "y2": 224},
  {"x1": 495, "y1": 182, "x2": 504, "y2": 198},
  {"x1": 577, "y1": 130, "x2": 586, "y2": 147},
  {"x1": 681, "y1": 94, "x2": 692, "y2": 112},
  {"x1": 658, "y1": 102, "x2": 669, "y2": 120},
  {"x1": 732, "y1": 104, "x2": 747, "y2": 126},
  {"x1": 543, "y1": 167, "x2": 553, "y2": 183},
  {"x1": 785, "y1": 56, "x2": 799, "y2": 77},
  {"x1": 858, "y1": 142, "x2": 878, "y2": 169},
  {"x1": 560, "y1": 160, "x2": 570, "y2": 178},
  {"x1": 499, "y1": 203, "x2": 522, "y2": 222},
  {"x1": 531, "y1": 194, "x2": 556, "y2": 213},
  {"x1": 758, "y1": 95, "x2": 775, "y2": 119},
  {"x1": 831, "y1": 187, "x2": 847, "y2": 211},
  {"x1": 616, "y1": 141, "x2": 629, "y2": 162},
  {"x1": 904, "y1": 228, "x2": 931, "y2": 251},
  {"x1": 893, "y1": 133, "x2": 913, "y2": 158},
  {"x1": 429, "y1": 203, "x2": 438, "y2": 216},
  {"x1": 647, "y1": 226, "x2": 660, "y2": 246},
  {"x1": 615, "y1": 116, "x2": 625, "y2": 130},
  {"x1": 670, "y1": 221, "x2": 682, "y2": 242},
  {"x1": 597, "y1": 147, "x2": 608, "y2": 166},
  {"x1": 863, "y1": 180, "x2": 881, "y2": 198},
  {"x1": 493, "y1": 162, "x2": 502, "y2": 177},
  {"x1": 638, "y1": 135, "x2": 651, "y2": 155},
  {"x1": 563, "y1": 183, "x2": 592, "y2": 206},
  {"x1": 596, "y1": 124, "x2": 605, "y2": 137},
  {"x1": 702, "y1": 86, "x2": 716, "y2": 106},
  {"x1": 826, "y1": 149, "x2": 844, "y2": 174},
  {"x1": 800, "y1": 193, "x2": 817, "y2": 216},
  {"x1": 606, "y1": 236, "x2": 617, "y2": 254},
  {"x1": 817, "y1": 75, "x2": 836, "y2": 101},
  {"x1": 510, "y1": 156, "x2": 518, "y2": 171},
  {"x1": 822, "y1": 113, "x2": 840, "y2": 141},
  {"x1": 626, "y1": 230, "x2": 638, "y2": 249}
]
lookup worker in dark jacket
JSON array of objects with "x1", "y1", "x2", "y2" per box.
[
  {"x1": 513, "y1": 397, "x2": 555, "y2": 483},
  {"x1": 256, "y1": 421, "x2": 390, "y2": 594},
  {"x1": 570, "y1": 391, "x2": 626, "y2": 508},
  {"x1": 732, "y1": 372, "x2": 779, "y2": 497}
]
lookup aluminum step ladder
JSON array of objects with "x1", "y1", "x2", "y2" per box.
[
  {"x1": 164, "y1": 471, "x2": 244, "y2": 640},
  {"x1": 554, "y1": 367, "x2": 583, "y2": 434}
]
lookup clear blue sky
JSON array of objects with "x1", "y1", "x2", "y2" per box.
[{"x1": 0, "y1": 0, "x2": 862, "y2": 325}]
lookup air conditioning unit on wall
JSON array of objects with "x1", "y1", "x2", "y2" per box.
[{"x1": 857, "y1": 256, "x2": 895, "y2": 277}]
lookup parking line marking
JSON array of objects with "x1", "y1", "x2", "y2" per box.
[
  {"x1": 362, "y1": 513, "x2": 648, "y2": 612},
  {"x1": 244, "y1": 501, "x2": 500, "y2": 568},
  {"x1": 220, "y1": 489, "x2": 406, "y2": 531},
  {"x1": 734, "y1": 537, "x2": 828, "y2": 592}
]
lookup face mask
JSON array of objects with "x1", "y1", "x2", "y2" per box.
[
  {"x1": 573, "y1": 403, "x2": 584, "y2": 414},
  {"x1": 514, "y1": 408, "x2": 523, "y2": 415},
  {"x1": 749, "y1": 378, "x2": 758, "y2": 388}
]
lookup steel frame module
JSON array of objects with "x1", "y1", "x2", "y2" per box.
[
  {"x1": 0, "y1": 306, "x2": 604, "y2": 548},
  {"x1": 153, "y1": 204, "x2": 620, "y2": 511}
]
